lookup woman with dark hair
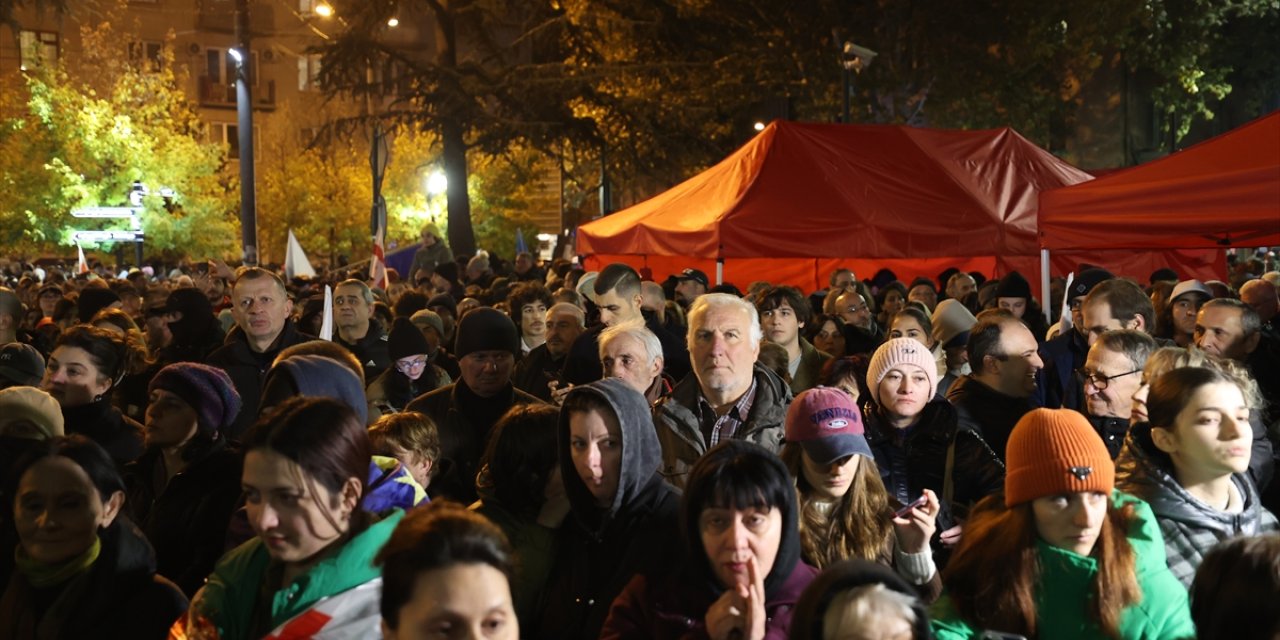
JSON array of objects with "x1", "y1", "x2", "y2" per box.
[
  {"x1": 806, "y1": 314, "x2": 848, "y2": 360},
  {"x1": 992, "y1": 272, "x2": 1049, "y2": 343},
  {"x1": 0, "y1": 435, "x2": 188, "y2": 638},
  {"x1": 1189, "y1": 534, "x2": 1280, "y2": 640},
  {"x1": 366, "y1": 317, "x2": 444, "y2": 414},
  {"x1": 91, "y1": 307, "x2": 155, "y2": 421},
  {"x1": 601, "y1": 440, "x2": 817, "y2": 639},
  {"x1": 876, "y1": 282, "x2": 908, "y2": 329},
  {"x1": 377, "y1": 501, "x2": 519, "y2": 640},
  {"x1": 40, "y1": 325, "x2": 144, "y2": 466},
  {"x1": 1116, "y1": 366, "x2": 1277, "y2": 587},
  {"x1": 889, "y1": 307, "x2": 948, "y2": 401},
  {"x1": 177, "y1": 397, "x2": 404, "y2": 639},
  {"x1": 818, "y1": 354, "x2": 872, "y2": 404},
  {"x1": 471, "y1": 404, "x2": 568, "y2": 626},
  {"x1": 508, "y1": 283, "x2": 553, "y2": 357},
  {"x1": 781, "y1": 388, "x2": 941, "y2": 600},
  {"x1": 122, "y1": 363, "x2": 244, "y2": 597},
  {"x1": 536, "y1": 378, "x2": 680, "y2": 639},
  {"x1": 931, "y1": 408, "x2": 1195, "y2": 639}
]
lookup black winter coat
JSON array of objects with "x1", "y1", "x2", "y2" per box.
[
  {"x1": 864, "y1": 401, "x2": 1005, "y2": 534},
  {"x1": 946, "y1": 375, "x2": 1036, "y2": 462},
  {"x1": 61, "y1": 399, "x2": 144, "y2": 468},
  {"x1": 122, "y1": 440, "x2": 243, "y2": 597},
  {"x1": 0, "y1": 518, "x2": 188, "y2": 639},
  {"x1": 204, "y1": 320, "x2": 315, "y2": 441}
]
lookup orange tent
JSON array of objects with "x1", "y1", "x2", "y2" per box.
[
  {"x1": 577, "y1": 121, "x2": 1101, "y2": 292},
  {"x1": 1039, "y1": 111, "x2": 1280, "y2": 251}
]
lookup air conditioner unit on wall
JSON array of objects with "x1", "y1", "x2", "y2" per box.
[
  {"x1": 188, "y1": 42, "x2": 202, "y2": 56},
  {"x1": 262, "y1": 48, "x2": 276, "y2": 63}
]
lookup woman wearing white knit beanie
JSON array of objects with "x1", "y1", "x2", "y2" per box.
[{"x1": 861, "y1": 338, "x2": 1005, "y2": 553}]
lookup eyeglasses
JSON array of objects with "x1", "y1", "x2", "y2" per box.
[
  {"x1": 396, "y1": 357, "x2": 428, "y2": 373},
  {"x1": 1078, "y1": 368, "x2": 1140, "y2": 391},
  {"x1": 843, "y1": 304, "x2": 868, "y2": 314}
]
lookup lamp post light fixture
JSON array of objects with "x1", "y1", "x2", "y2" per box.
[
  {"x1": 839, "y1": 41, "x2": 877, "y2": 124},
  {"x1": 232, "y1": 0, "x2": 259, "y2": 264},
  {"x1": 425, "y1": 171, "x2": 448, "y2": 196},
  {"x1": 387, "y1": 17, "x2": 399, "y2": 27}
]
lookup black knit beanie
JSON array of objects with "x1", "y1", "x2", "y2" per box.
[
  {"x1": 388, "y1": 317, "x2": 431, "y2": 360},
  {"x1": 453, "y1": 307, "x2": 520, "y2": 358}
]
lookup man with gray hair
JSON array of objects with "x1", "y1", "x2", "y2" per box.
[
  {"x1": 653, "y1": 293, "x2": 791, "y2": 488},
  {"x1": 599, "y1": 319, "x2": 667, "y2": 403},
  {"x1": 513, "y1": 302, "x2": 584, "y2": 401},
  {"x1": 1081, "y1": 329, "x2": 1156, "y2": 458},
  {"x1": 1197, "y1": 297, "x2": 1280, "y2": 429},
  {"x1": 333, "y1": 278, "x2": 390, "y2": 381}
]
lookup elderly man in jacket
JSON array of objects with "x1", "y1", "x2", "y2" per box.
[{"x1": 653, "y1": 293, "x2": 791, "y2": 488}]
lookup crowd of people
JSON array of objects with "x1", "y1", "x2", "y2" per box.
[{"x1": 0, "y1": 232, "x2": 1278, "y2": 639}]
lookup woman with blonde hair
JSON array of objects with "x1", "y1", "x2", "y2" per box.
[{"x1": 781, "y1": 387, "x2": 941, "y2": 601}]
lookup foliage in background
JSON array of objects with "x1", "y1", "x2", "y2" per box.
[{"x1": 0, "y1": 16, "x2": 239, "y2": 261}]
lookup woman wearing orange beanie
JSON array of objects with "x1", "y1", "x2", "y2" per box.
[{"x1": 929, "y1": 408, "x2": 1195, "y2": 639}]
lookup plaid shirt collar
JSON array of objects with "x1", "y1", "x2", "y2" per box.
[{"x1": 698, "y1": 377, "x2": 758, "y2": 447}]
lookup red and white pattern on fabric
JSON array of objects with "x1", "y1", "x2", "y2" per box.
[{"x1": 369, "y1": 221, "x2": 387, "y2": 290}]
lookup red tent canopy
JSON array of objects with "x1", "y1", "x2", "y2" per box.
[
  {"x1": 578, "y1": 121, "x2": 1227, "y2": 293},
  {"x1": 1039, "y1": 111, "x2": 1280, "y2": 251}
]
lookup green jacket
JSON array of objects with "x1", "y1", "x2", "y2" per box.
[
  {"x1": 186, "y1": 509, "x2": 404, "y2": 640},
  {"x1": 930, "y1": 492, "x2": 1195, "y2": 640},
  {"x1": 789, "y1": 337, "x2": 832, "y2": 395}
]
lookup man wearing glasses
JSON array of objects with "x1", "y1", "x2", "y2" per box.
[
  {"x1": 834, "y1": 287, "x2": 882, "y2": 356},
  {"x1": 1080, "y1": 330, "x2": 1156, "y2": 458},
  {"x1": 1034, "y1": 268, "x2": 1113, "y2": 411}
]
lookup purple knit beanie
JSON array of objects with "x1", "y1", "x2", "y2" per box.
[{"x1": 148, "y1": 362, "x2": 242, "y2": 435}]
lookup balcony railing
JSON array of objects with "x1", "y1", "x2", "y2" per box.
[{"x1": 198, "y1": 76, "x2": 276, "y2": 109}]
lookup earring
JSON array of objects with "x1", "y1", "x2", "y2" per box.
[{"x1": 93, "y1": 394, "x2": 104, "y2": 403}]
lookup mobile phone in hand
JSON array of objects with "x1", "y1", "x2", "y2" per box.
[{"x1": 893, "y1": 494, "x2": 927, "y2": 519}]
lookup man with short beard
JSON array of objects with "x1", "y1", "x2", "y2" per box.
[
  {"x1": 513, "y1": 303, "x2": 584, "y2": 401},
  {"x1": 947, "y1": 310, "x2": 1044, "y2": 462}
]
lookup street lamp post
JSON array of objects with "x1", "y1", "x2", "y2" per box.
[
  {"x1": 232, "y1": 0, "x2": 258, "y2": 265},
  {"x1": 839, "y1": 41, "x2": 878, "y2": 123}
]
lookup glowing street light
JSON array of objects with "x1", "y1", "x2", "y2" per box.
[
  {"x1": 228, "y1": 47, "x2": 243, "y2": 64},
  {"x1": 314, "y1": 3, "x2": 333, "y2": 17},
  {"x1": 753, "y1": 121, "x2": 766, "y2": 132},
  {"x1": 426, "y1": 171, "x2": 448, "y2": 195},
  {"x1": 387, "y1": 17, "x2": 400, "y2": 27}
]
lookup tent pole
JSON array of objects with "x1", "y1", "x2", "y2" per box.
[
  {"x1": 1040, "y1": 249, "x2": 1051, "y2": 322},
  {"x1": 716, "y1": 259, "x2": 724, "y2": 285}
]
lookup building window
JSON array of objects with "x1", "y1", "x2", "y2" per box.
[
  {"x1": 129, "y1": 41, "x2": 164, "y2": 72},
  {"x1": 297, "y1": 53, "x2": 323, "y2": 91},
  {"x1": 206, "y1": 47, "x2": 258, "y2": 87},
  {"x1": 209, "y1": 122, "x2": 259, "y2": 160},
  {"x1": 19, "y1": 31, "x2": 59, "y2": 70}
]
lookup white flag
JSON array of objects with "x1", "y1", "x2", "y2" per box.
[
  {"x1": 76, "y1": 242, "x2": 89, "y2": 274},
  {"x1": 284, "y1": 229, "x2": 316, "y2": 279},
  {"x1": 320, "y1": 285, "x2": 334, "y2": 341}
]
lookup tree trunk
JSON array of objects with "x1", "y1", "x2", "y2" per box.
[{"x1": 432, "y1": 0, "x2": 475, "y2": 257}]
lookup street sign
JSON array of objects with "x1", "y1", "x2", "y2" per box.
[
  {"x1": 73, "y1": 230, "x2": 144, "y2": 243},
  {"x1": 70, "y1": 207, "x2": 141, "y2": 219}
]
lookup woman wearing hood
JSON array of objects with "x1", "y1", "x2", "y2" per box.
[
  {"x1": 155, "y1": 288, "x2": 225, "y2": 366},
  {"x1": 1116, "y1": 366, "x2": 1278, "y2": 588},
  {"x1": 534, "y1": 377, "x2": 681, "y2": 640},
  {"x1": 601, "y1": 439, "x2": 817, "y2": 639}
]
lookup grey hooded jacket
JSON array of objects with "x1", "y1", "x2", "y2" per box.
[
  {"x1": 1116, "y1": 422, "x2": 1279, "y2": 587},
  {"x1": 535, "y1": 378, "x2": 681, "y2": 640}
]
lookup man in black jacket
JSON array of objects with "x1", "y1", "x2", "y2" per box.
[
  {"x1": 513, "y1": 302, "x2": 584, "y2": 401},
  {"x1": 1081, "y1": 330, "x2": 1156, "y2": 457},
  {"x1": 333, "y1": 278, "x2": 390, "y2": 381},
  {"x1": 205, "y1": 268, "x2": 314, "y2": 440},
  {"x1": 406, "y1": 307, "x2": 543, "y2": 503},
  {"x1": 947, "y1": 310, "x2": 1043, "y2": 462}
]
